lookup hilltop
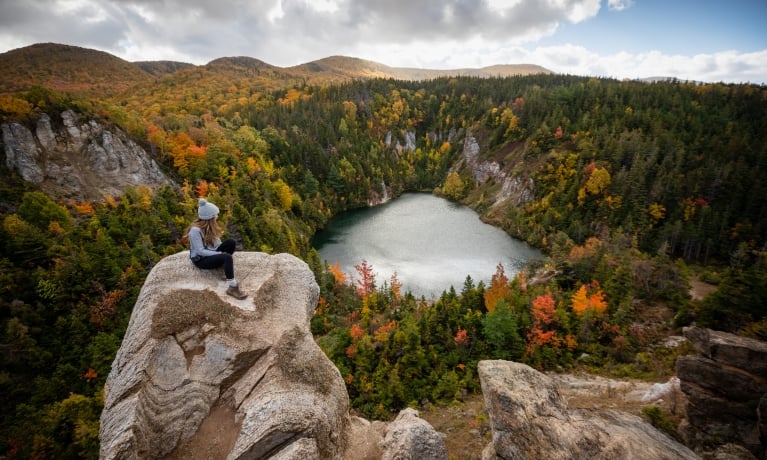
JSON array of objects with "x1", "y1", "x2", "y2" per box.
[
  {"x1": 0, "y1": 43, "x2": 154, "y2": 94},
  {"x1": 0, "y1": 42, "x2": 551, "y2": 96}
]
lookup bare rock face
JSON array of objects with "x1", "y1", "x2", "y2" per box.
[
  {"x1": 2, "y1": 110, "x2": 171, "y2": 200},
  {"x1": 455, "y1": 134, "x2": 534, "y2": 206},
  {"x1": 677, "y1": 327, "x2": 767, "y2": 458},
  {"x1": 478, "y1": 360, "x2": 698, "y2": 460},
  {"x1": 99, "y1": 252, "x2": 350, "y2": 459}
]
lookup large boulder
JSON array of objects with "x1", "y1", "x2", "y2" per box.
[
  {"x1": 99, "y1": 251, "x2": 447, "y2": 460},
  {"x1": 677, "y1": 327, "x2": 767, "y2": 458},
  {"x1": 341, "y1": 408, "x2": 448, "y2": 460},
  {"x1": 380, "y1": 408, "x2": 447, "y2": 460},
  {"x1": 99, "y1": 251, "x2": 350, "y2": 459},
  {"x1": 478, "y1": 360, "x2": 698, "y2": 460}
]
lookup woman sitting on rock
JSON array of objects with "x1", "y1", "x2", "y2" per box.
[{"x1": 186, "y1": 198, "x2": 247, "y2": 300}]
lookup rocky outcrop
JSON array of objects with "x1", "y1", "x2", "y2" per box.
[
  {"x1": 380, "y1": 408, "x2": 447, "y2": 460},
  {"x1": 676, "y1": 327, "x2": 767, "y2": 458},
  {"x1": 341, "y1": 409, "x2": 447, "y2": 460},
  {"x1": 385, "y1": 130, "x2": 416, "y2": 154},
  {"x1": 455, "y1": 134, "x2": 534, "y2": 206},
  {"x1": 478, "y1": 360, "x2": 698, "y2": 460},
  {"x1": 2, "y1": 110, "x2": 171, "y2": 200},
  {"x1": 99, "y1": 251, "x2": 445, "y2": 460}
]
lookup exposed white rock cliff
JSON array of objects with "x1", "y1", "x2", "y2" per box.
[
  {"x1": 384, "y1": 130, "x2": 416, "y2": 154},
  {"x1": 2, "y1": 110, "x2": 171, "y2": 200},
  {"x1": 99, "y1": 251, "x2": 446, "y2": 460},
  {"x1": 456, "y1": 135, "x2": 534, "y2": 206},
  {"x1": 478, "y1": 360, "x2": 699, "y2": 460}
]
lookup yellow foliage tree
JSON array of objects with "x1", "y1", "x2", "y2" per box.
[
  {"x1": 442, "y1": 171, "x2": 465, "y2": 200},
  {"x1": 0, "y1": 94, "x2": 33, "y2": 118},
  {"x1": 648, "y1": 202, "x2": 666, "y2": 223},
  {"x1": 390, "y1": 272, "x2": 402, "y2": 303},
  {"x1": 273, "y1": 179, "x2": 294, "y2": 211},
  {"x1": 578, "y1": 164, "x2": 611, "y2": 205}
]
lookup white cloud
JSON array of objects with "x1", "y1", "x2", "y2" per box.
[
  {"x1": 519, "y1": 45, "x2": 767, "y2": 83},
  {"x1": 563, "y1": 0, "x2": 601, "y2": 23},
  {"x1": 308, "y1": 0, "x2": 340, "y2": 13},
  {"x1": 607, "y1": 0, "x2": 633, "y2": 12},
  {"x1": 0, "y1": 0, "x2": 764, "y2": 84},
  {"x1": 486, "y1": 0, "x2": 524, "y2": 14},
  {"x1": 267, "y1": 2, "x2": 285, "y2": 22}
]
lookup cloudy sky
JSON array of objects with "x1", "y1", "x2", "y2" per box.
[{"x1": 1, "y1": 0, "x2": 765, "y2": 84}]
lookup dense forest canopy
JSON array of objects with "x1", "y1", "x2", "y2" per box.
[{"x1": 1, "y1": 64, "x2": 766, "y2": 457}]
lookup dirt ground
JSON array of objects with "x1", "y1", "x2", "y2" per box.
[
  {"x1": 690, "y1": 277, "x2": 718, "y2": 301},
  {"x1": 167, "y1": 404, "x2": 241, "y2": 460},
  {"x1": 419, "y1": 394, "x2": 491, "y2": 460}
]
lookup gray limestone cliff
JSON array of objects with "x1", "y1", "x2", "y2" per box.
[
  {"x1": 2, "y1": 110, "x2": 171, "y2": 200},
  {"x1": 454, "y1": 134, "x2": 535, "y2": 207},
  {"x1": 98, "y1": 251, "x2": 445, "y2": 460}
]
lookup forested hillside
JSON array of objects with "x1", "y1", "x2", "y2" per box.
[{"x1": 1, "y1": 45, "x2": 766, "y2": 457}]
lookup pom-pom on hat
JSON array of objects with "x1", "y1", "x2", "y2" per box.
[{"x1": 198, "y1": 198, "x2": 220, "y2": 220}]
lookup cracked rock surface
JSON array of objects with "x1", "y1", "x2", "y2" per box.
[
  {"x1": 478, "y1": 360, "x2": 699, "y2": 460},
  {"x1": 99, "y1": 251, "x2": 350, "y2": 460}
]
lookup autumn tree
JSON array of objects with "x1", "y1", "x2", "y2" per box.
[
  {"x1": 441, "y1": 171, "x2": 465, "y2": 200},
  {"x1": 577, "y1": 162, "x2": 611, "y2": 205},
  {"x1": 570, "y1": 281, "x2": 608, "y2": 317},
  {"x1": 354, "y1": 259, "x2": 376, "y2": 300},
  {"x1": 389, "y1": 272, "x2": 402, "y2": 306},
  {"x1": 525, "y1": 292, "x2": 559, "y2": 358},
  {"x1": 328, "y1": 262, "x2": 346, "y2": 286},
  {"x1": 484, "y1": 264, "x2": 510, "y2": 313}
]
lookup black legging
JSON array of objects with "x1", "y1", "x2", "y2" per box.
[{"x1": 193, "y1": 239, "x2": 236, "y2": 280}]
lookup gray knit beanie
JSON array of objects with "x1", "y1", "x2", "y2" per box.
[{"x1": 198, "y1": 198, "x2": 219, "y2": 220}]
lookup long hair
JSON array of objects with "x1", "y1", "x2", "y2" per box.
[{"x1": 185, "y1": 217, "x2": 222, "y2": 247}]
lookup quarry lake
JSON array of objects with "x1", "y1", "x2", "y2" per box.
[{"x1": 313, "y1": 193, "x2": 542, "y2": 299}]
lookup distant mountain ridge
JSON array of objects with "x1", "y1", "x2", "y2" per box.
[
  {"x1": 133, "y1": 60, "x2": 195, "y2": 77},
  {"x1": 291, "y1": 55, "x2": 551, "y2": 81},
  {"x1": 0, "y1": 43, "x2": 154, "y2": 94},
  {"x1": 0, "y1": 43, "x2": 552, "y2": 95}
]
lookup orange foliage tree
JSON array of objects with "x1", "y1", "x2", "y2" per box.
[
  {"x1": 484, "y1": 263, "x2": 510, "y2": 313},
  {"x1": 526, "y1": 292, "x2": 559, "y2": 356},
  {"x1": 195, "y1": 180, "x2": 209, "y2": 198},
  {"x1": 328, "y1": 261, "x2": 346, "y2": 285},
  {"x1": 570, "y1": 281, "x2": 608, "y2": 317},
  {"x1": 454, "y1": 327, "x2": 469, "y2": 346},
  {"x1": 374, "y1": 320, "x2": 397, "y2": 344},
  {"x1": 169, "y1": 131, "x2": 208, "y2": 173},
  {"x1": 350, "y1": 323, "x2": 365, "y2": 342}
]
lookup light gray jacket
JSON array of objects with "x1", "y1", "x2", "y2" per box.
[{"x1": 188, "y1": 226, "x2": 222, "y2": 260}]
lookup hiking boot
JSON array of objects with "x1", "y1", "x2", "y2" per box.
[{"x1": 226, "y1": 285, "x2": 247, "y2": 300}]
